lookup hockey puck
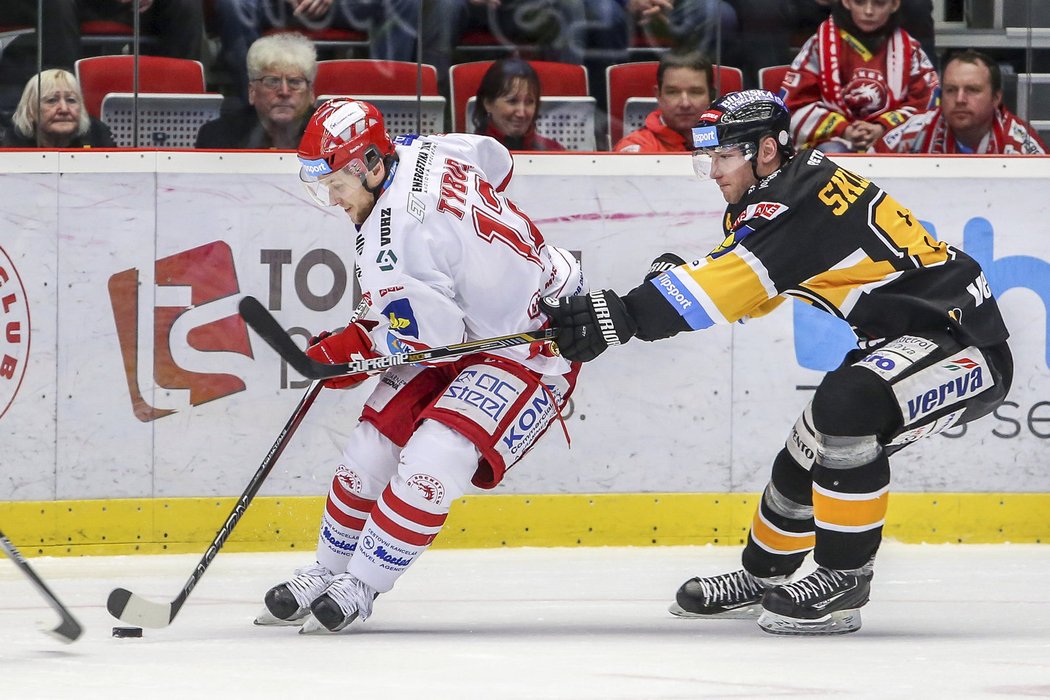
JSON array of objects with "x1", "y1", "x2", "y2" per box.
[{"x1": 112, "y1": 626, "x2": 143, "y2": 638}]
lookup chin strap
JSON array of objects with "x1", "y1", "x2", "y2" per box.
[{"x1": 366, "y1": 154, "x2": 399, "y2": 199}]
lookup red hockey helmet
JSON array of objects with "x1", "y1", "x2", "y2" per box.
[{"x1": 297, "y1": 98, "x2": 394, "y2": 200}]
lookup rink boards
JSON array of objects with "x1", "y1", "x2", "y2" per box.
[{"x1": 1, "y1": 151, "x2": 1048, "y2": 553}]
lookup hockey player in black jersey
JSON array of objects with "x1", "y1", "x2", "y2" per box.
[{"x1": 540, "y1": 90, "x2": 1013, "y2": 635}]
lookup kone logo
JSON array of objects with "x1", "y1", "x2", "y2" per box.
[{"x1": 108, "y1": 241, "x2": 253, "y2": 422}]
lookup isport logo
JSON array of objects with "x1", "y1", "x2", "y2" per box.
[
  {"x1": 0, "y1": 246, "x2": 30, "y2": 421},
  {"x1": 108, "y1": 241, "x2": 253, "y2": 422}
]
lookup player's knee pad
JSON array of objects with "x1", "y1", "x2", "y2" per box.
[
  {"x1": 337, "y1": 421, "x2": 402, "y2": 500},
  {"x1": 811, "y1": 365, "x2": 899, "y2": 437},
  {"x1": 810, "y1": 366, "x2": 897, "y2": 469},
  {"x1": 396, "y1": 419, "x2": 480, "y2": 510}
]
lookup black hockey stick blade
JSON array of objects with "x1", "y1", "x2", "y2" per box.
[
  {"x1": 239, "y1": 295, "x2": 558, "y2": 380},
  {"x1": 0, "y1": 531, "x2": 83, "y2": 643}
]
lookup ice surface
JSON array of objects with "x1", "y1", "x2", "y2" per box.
[{"x1": 2, "y1": 544, "x2": 1049, "y2": 699}]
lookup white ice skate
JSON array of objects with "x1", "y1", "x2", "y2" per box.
[
  {"x1": 299, "y1": 574, "x2": 377, "y2": 634},
  {"x1": 254, "y1": 562, "x2": 334, "y2": 626}
]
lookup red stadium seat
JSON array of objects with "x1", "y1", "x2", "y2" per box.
[
  {"x1": 605, "y1": 62, "x2": 743, "y2": 146},
  {"x1": 75, "y1": 54, "x2": 206, "y2": 118},
  {"x1": 261, "y1": 26, "x2": 367, "y2": 54},
  {"x1": 314, "y1": 60, "x2": 439, "y2": 97},
  {"x1": 449, "y1": 60, "x2": 588, "y2": 133},
  {"x1": 759, "y1": 64, "x2": 791, "y2": 96}
]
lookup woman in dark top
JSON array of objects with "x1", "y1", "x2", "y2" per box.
[
  {"x1": 472, "y1": 57, "x2": 565, "y2": 151},
  {"x1": 1, "y1": 69, "x2": 115, "y2": 148}
]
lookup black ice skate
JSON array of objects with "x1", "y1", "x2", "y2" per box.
[
  {"x1": 757, "y1": 566, "x2": 872, "y2": 636},
  {"x1": 669, "y1": 569, "x2": 784, "y2": 619},
  {"x1": 255, "y1": 562, "x2": 334, "y2": 626},
  {"x1": 301, "y1": 573, "x2": 378, "y2": 634}
]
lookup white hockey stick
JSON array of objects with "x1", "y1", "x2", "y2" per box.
[{"x1": 0, "y1": 530, "x2": 83, "y2": 643}]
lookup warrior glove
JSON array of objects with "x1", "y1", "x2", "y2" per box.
[
  {"x1": 306, "y1": 320, "x2": 380, "y2": 389},
  {"x1": 540, "y1": 290, "x2": 636, "y2": 363},
  {"x1": 644, "y1": 252, "x2": 687, "y2": 281}
]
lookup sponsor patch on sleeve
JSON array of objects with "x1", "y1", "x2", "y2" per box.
[{"x1": 381, "y1": 298, "x2": 420, "y2": 338}]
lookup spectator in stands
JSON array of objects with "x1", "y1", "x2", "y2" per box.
[
  {"x1": 873, "y1": 49, "x2": 1048, "y2": 154},
  {"x1": 793, "y1": 0, "x2": 935, "y2": 70},
  {"x1": 471, "y1": 57, "x2": 565, "y2": 151},
  {"x1": 196, "y1": 32, "x2": 316, "y2": 149},
  {"x1": 582, "y1": 1, "x2": 735, "y2": 147},
  {"x1": 422, "y1": 0, "x2": 588, "y2": 99},
  {"x1": 214, "y1": 0, "x2": 419, "y2": 104},
  {"x1": 782, "y1": 0, "x2": 938, "y2": 152},
  {"x1": 613, "y1": 48, "x2": 713, "y2": 152},
  {"x1": 0, "y1": 0, "x2": 205, "y2": 71},
  {"x1": 617, "y1": 0, "x2": 738, "y2": 59},
  {"x1": 1, "y1": 69, "x2": 115, "y2": 148}
]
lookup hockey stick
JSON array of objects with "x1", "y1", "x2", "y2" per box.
[
  {"x1": 238, "y1": 295, "x2": 557, "y2": 380},
  {"x1": 106, "y1": 296, "x2": 370, "y2": 629},
  {"x1": 0, "y1": 530, "x2": 83, "y2": 643}
]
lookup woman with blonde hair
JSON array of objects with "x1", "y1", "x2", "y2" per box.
[{"x1": 2, "y1": 69, "x2": 115, "y2": 148}]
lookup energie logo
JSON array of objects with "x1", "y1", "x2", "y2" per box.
[{"x1": 108, "y1": 241, "x2": 253, "y2": 422}]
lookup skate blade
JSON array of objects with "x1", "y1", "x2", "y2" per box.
[
  {"x1": 253, "y1": 608, "x2": 309, "y2": 627},
  {"x1": 668, "y1": 601, "x2": 761, "y2": 620},
  {"x1": 757, "y1": 608, "x2": 863, "y2": 636},
  {"x1": 298, "y1": 615, "x2": 336, "y2": 635},
  {"x1": 298, "y1": 610, "x2": 361, "y2": 635}
]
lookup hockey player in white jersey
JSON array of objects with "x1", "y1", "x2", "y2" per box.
[{"x1": 258, "y1": 98, "x2": 586, "y2": 633}]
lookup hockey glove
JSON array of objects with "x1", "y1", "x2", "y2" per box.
[
  {"x1": 539, "y1": 290, "x2": 637, "y2": 363},
  {"x1": 644, "y1": 252, "x2": 687, "y2": 281},
  {"x1": 305, "y1": 321, "x2": 380, "y2": 389}
]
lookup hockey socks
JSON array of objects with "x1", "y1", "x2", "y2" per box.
[
  {"x1": 315, "y1": 466, "x2": 378, "y2": 574},
  {"x1": 348, "y1": 475, "x2": 449, "y2": 594}
]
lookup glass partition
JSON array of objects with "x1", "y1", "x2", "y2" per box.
[{"x1": 1, "y1": 0, "x2": 1050, "y2": 151}]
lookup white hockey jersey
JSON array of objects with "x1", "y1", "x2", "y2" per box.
[{"x1": 356, "y1": 133, "x2": 585, "y2": 376}]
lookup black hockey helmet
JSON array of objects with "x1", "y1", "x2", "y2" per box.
[{"x1": 690, "y1": 89, "x2": 794, "y2": 162}]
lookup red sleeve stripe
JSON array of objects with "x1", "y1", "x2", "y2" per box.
[
  {"x1": 325, "y1": 498, "x2": 370, "y2": 531},
  {"x1": 495, "y1": 162, "x2": 513, "y2": 192}
]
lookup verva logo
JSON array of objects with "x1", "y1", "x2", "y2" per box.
[
  {"x1": 0, "y1": 245, "x2": 30, "y2": 421},
  {"x1": 108, "y1": 241, "x2": 253, "y2": 422}
]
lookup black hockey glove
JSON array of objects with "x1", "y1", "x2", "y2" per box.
[
  {"x1": 644, "y1": 252, "x2": 687, "y2": 281},
  {"x1": 539, "y1": 290, "x2": 637, "y2": 363}
]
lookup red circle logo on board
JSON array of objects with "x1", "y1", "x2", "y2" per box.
[{"x1": 0, "y1": 245, "x2": 30, "y2": 421}]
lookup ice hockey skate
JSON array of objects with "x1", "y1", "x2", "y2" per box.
[
  {"x1": 254, "y1": 562, "x2": 334, "y2": 626},
  {"x1": 669, "y1": 569, "x2": 785, "y2": 619},
  {"x1": 757, "y1": 566, "x2": 872, "y2": 635},
  {"x1": 299, "y1": 573, "x2": 378, "y2": 634}
]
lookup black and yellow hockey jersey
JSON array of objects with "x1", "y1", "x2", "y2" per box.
[{"x1": 625, "y1": 150, "x2": 1010, "y2": 349}]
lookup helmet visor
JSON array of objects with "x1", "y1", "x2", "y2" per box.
[
  {"x1": 299, "y1": 164, "x2": 367, "y2": 208},
  {"x1": 691, "y1": 144, "x2": 754, "y2": 179}
]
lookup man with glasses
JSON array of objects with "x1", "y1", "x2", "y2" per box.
[
  {"x1": 196, "y1": 32, "x2": 317, "y2": 149},
  {"x1": 540, "y1": 90, "x2": 1013, "y2": 636}
]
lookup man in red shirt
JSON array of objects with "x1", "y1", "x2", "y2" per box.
[
  {"x1": 874, "y1": 49, "x2": 1047, "y2": 154},
  {"x1": 614, "y1": 49, "x2": 713, "y2": 153}
]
